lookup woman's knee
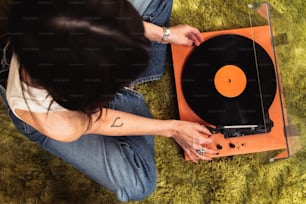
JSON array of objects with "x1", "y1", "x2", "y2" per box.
[
  {"x1": 115, "y1": 143, "x2": 157, "y2": 201},
  {"x1": 142, "y1": 0, "x2": 173, "y2": 26},
  {"x1": 116, "y1": 176, "x2": 157, "y2": 202}
]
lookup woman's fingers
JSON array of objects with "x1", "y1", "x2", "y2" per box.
[
  {"x1": 187, "y1": 32, "x2": 203, "y2": 46},
  {"x1": 180, "y1": 138, "x2": 219, "y2": 163},
  {"x1": 169, "y1": 24, "x2": 204, "y2": 46},
  {"x1": 184, "y1": 147, "x2": 214, "y2": 163},
  {"x1": 171, "y1": 120, "x2": 220, "y2": 163}
]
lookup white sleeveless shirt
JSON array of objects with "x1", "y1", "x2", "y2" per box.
[{"x1": 6, "y1": 54, "x2": 66, "y2": 119}]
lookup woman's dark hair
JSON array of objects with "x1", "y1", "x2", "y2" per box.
[{"x1": 8, "y1": 0, "x2": 150, "y2": 117}]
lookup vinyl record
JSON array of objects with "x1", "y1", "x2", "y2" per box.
[{"x1": 182, "y1": 34, "x2": 276, "y2": 126}]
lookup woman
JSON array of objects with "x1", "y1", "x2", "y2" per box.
[{"x1": 0, "y1": 0, "x2": 218, "y2": 202}]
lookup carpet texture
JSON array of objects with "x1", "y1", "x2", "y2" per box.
[{"x1": 0, "y1": 0, "x2": 305, "y2": 203}]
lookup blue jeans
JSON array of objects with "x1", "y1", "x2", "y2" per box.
[
  {"x1": 131, "y1": 0, "x2": 173, "y2": 85},
  {"x1": 0, "y1": 86, "x2": 155, "y2": 202},
  {"x1": 0, "y1": 0, "x2": 173, "y2": 202}
]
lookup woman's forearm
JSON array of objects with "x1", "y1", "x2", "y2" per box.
[
  {"x1": 143, "y1": 21, "x2": 204, "y2": 46},
  {"x1": 87, "y1": 108, "x2": 217, "y2": 162},
  {"x1": 87, "y1": 108, "x2": 174, "y2": 138},
  {"x1": 143, "y1": 21, "x2": 164, "y2": 43}
]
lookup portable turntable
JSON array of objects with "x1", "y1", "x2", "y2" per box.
[{"x1": 171, "y1": 3, "x2": 302, "y2": 160}]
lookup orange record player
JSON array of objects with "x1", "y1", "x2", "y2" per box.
[{"x1": 171, "y1": 22, "x2": 290, "y2": 160}]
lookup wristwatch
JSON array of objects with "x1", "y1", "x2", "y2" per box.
[{"x1": 161, "y1": 27, "x2": 170, "y2": 42}]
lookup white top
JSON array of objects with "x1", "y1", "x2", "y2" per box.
[{"x1": 6, "y1": 54, "x2": 66, "y2": 119}]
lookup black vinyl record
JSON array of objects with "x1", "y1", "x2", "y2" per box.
[{"x1": 182, "y1": 34, "x2": 276, "y2": 126}]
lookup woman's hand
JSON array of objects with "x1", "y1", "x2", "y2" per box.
[
  {"x1": 143, "y1": 22, "x2": 203, "y2": 46},
  {"x1": 168, "y1": 120, "x2": 218, "y2": 163},
  {"x1": 164, "y1": 24, "x2": 204, "y2": 46}
]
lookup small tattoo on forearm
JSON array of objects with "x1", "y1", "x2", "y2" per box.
[{"x1": 111, "y1": 117, "x2": 124, "y2": 128}]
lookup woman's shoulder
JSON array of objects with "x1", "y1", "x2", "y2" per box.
[
  {"x1": 6, "y1": 54, "x2": 67, "y2": 116},
  {"x1": 15, "y1": 108, "x2": 86, "y2": 142}
]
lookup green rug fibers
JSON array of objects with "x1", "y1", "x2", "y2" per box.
[{"x1": 0, "y1": 0, "x2": 305, "y2": 203}]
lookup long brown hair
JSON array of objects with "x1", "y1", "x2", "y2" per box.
[{"x1": 9, "y1": 0, "x2": 150, "y2": 118}]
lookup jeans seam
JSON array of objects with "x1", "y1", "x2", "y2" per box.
[
  {"x1": 130, "y1": 74, "x2": 163, "y2": 86},
  {"x1": 122, "y1": 87, "x2": 144, "y2": 100}
]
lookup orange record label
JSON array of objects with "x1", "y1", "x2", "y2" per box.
[{"x1": 214, "y1": 65, "x2": 247, "y2": 98}]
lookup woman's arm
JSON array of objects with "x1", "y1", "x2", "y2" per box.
[
  {"x1": 90, "y1": 108, "x2": 218, "y2": 162},
  {"x1": 15, "y1": 108, "x2": 218, "y2": 163},
  {"x1": 143, "y1": 21, "x2": 204, "y2": 46}
]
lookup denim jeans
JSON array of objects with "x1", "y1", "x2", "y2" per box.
[
  {"x1": 0, "y1": 0, "x2": 173, "y2": 202},
  {"x1": 131, "y1": 0, "x2": 173, "y2": 85},
  {"x1": 0, "y1": 86, "x2": 155, "y2": 202}
]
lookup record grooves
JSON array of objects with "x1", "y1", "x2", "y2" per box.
[{"x1": 181, "y1": 34, "x2": 276, "y2": 136}]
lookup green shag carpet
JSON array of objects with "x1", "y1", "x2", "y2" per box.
[{"x1": 0, "y1": 0, "x2": 305, "y2": 203}]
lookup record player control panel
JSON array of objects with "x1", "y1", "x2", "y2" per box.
[
  {"x1": 215, "y1": 142, "x2": 245, "y2": 150},
  {"x1": 206, "y1": 127, "x2": 250, "y2": 154},
  {"x1": 213, "y1": 140, "x2": 248, "y2": 155}
]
